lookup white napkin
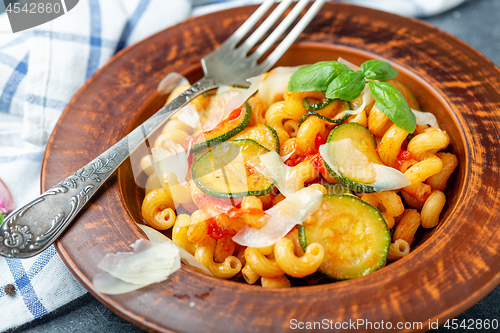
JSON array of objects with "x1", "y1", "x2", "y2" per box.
[
  {"x1": 0, "y1": 0, "x2": 191, "y2": 331},
  {"x1": 0, "y1": 0, "x2": 466, "y2": 331}
]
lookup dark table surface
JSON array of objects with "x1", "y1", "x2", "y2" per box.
[{"x1": 7, "y1": 0, "x2": 500, "y2": 332}]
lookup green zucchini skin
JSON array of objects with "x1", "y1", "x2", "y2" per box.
[
  {"x1": 193, "y1": 123, "x2": 279, "y2": 163},
  {"x1": 299, "y1": 194, "x2": 390, "y2": 280},
  {"x1": 322, "y1": 183, "x2": 352, "y2": 196},
  {"x1": 322, "y1": 122, "x2": 382, "y2": 193},
  {"x1": 325, "y1": 167, "x2": 376, "y2": 193},
  {"x1": 232, "y1": 123, "x2": 280, "y2": 154},
  {"x1": 191, "y1": 139, "x2": 274, "y2": 199},
  {"x1": 194, "y1": 149, "x2": 207, "y2": 162},
  {"x1": 298, "y1": 111, "x2": 351, "y2": 127},
  {"x1": 191, "y1": 102, "x2": 252, "y2": 152},
  {"x1": 302, "y1": 97, "x2": 334, "y2": 111}
]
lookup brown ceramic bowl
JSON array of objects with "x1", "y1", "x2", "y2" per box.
[{"x1": 42, "y1": 3, "x2": 500, "y2": 333}]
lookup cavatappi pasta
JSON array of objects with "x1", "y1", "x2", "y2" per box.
[{"x1": 139, "y1": 60, "x2": 458, "y2": 287}]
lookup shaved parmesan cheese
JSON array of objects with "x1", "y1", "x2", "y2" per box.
[
  {"x1": 152, "y1": 141, "x2": 191, "y2": 186},
  {"x1": 412, "y1": 109, "x2": 441, "y2": 129},
  {"x1": 97, "y1": 239, "x2": 180, "y2": 285},
  {"x1": 177, "y1": 104, "x2": 200, "y2": 129},
  {"x1": 370, "y1": 164, "x2": 411, "y2": 191},
  {"x1": 216, "y1": 85, "x2": 236, "y2": 94},
  {"x1": 215, "y1": 84, "x2": 252, "y2": 95},
  {"x1": 232, "y1": 187, "x2": 323, "y2": 247},
  {"x1": 226, "y1": 75, "x2": 262, "y2": 111},
  {"x1": 203, "y1": 75, "x2": 262, "y2": 132},
  {"x1": 338, "y1": 84, "x2": 374, "y2": 118},
  {"x1": 337, "y1": 57, "x2": 361, "y2": 71},
  {"x1": 319, "y1": 141, "x2": 411, "y2": 192},
  {"x1": 137, "y1": 224, "x2": 212, "y2": 276},
  {"x1": 200, "y1": 91, "x2": 241, "y2": 132},
  {"x1": 93, "y1": 238, "x2": 181, "y2": 295},
  {"x1": 258, "y1": 151, "x2": 302, "y2": 197},
  {"x1": 258, "y1": 66, "x2": 301, "y2": 106},
  {"x1": 93, "y1": 272, "x2": 149, "y2": 295},
  {"x1": 280, "y1": 149, "x2": 295, "y2": 162},
  {"x1": 157, "y1": 72, "x2": 189, "y2": 95}
]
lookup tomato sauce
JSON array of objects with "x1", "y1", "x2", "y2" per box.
[
  {"x1": 207, "y1": 218, "x2": 228, "y2": 239},
  {"x1": 395, "y1": 150, "x2": 413, "y2": 169},
  {"x1": 285, "y1": 133, "x2": 325, "y2": 167},
  {"x1": 184, "y1": 104, "x2": 244, "y2": 148},
  {"x1": 310, "y1": 153, "x2": 327, "y2": 174},
  {"x1": 314, "y1": 132, "x2": 324, "y2": 152},
  {"x1": 193, "y1": 193, "x2": 243, "y2": 218}
]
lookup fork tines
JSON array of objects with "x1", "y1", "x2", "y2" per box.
[{"x1": 225, "y1": 0, "x2": 327, "y2": 71}]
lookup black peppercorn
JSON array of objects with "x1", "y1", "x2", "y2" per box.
[{"x1": 4, "y1": 284, "x2": 15, "y2": 295}]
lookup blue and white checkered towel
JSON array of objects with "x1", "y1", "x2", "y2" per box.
[{"x1": 0, "y1": 0, "x2": 467, "y2": 331}]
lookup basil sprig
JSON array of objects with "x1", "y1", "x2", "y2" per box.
[
  {"x1": 287, "y1": 59, "x2": 416, "y2": 132},
  {"x1": 288, "y1": 61, "x2": 350, "y2": 92},
  {"x1": 326, "y1": 70, "x2": 365, "y2": 101},
  {"x1": 369, "y1": 81, "x2": 416, "y2": 132},
  {"x1": 361, "y1": 60, "x2": 399, "y2": 81}
]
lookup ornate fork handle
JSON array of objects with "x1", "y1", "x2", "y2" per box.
[{"x1": 0, "y1": 77, "x2": 217, "y2": 258}]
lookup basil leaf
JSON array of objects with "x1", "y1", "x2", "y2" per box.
[
  {"x1": 361, "y1": 60, "x2": 399, "y2": 81},
  {"x1": 325, "y1": 70, "x2": 365, "y2": 101},
  {"x1": 0, "y1": 214, "x2": 3, "y2": 226},
  {"x1": 287, "y1": 61, "x2": 350, "y2": 92},
  {"x1": 369, "y1": 81, "x2": 416, "y2": 132}
]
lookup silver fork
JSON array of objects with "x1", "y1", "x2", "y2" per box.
[{"x1": 0, "y1": 0, "x2": 326, "y2": 259}]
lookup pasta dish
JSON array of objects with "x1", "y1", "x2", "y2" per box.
[{"x1": 135, "y1": 58, "x2": 458, "y2": 288}]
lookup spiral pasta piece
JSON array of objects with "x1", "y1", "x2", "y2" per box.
[
  {"x1": 244, "y1": 247, "x2": 284, "y2": 279},
  {"x1": 284, "y1": 89, "x2": 324, "y2": 103},
  {"x1": 347, "y1": 109, "x2": 368, "y2": 127},
  {"x1": 145, "y1": 172, "x2": 162, "y2": 195},
  {"x1": 361, "y1": 191, "x2": 405, "y2": 218},
  {"x1": 241, "y1": 196, "x2": 266, "y2": 229},
  {"x1": 141, "y1": 189, "x2": 176, "y2": 230},
  {"x1": 242, "y1": 263, "x2": 260, "y2": 284},
  {"x1": 248, "y1": 94, "x2": 268, "y2": 126},
  {"x1": 387, "y1": 239, "x2": 411, "y2": 261},
  {"x1": 368, "y1": 106, "x2": 393, "y2": 137},
  {"x1": 427, "y1": 152, "x2": 458, "y2": 191},
  {"x1": 261, "y1": 275, "x2": 291, "y2": 288},
  {"x1": 420, "y1": 190, "x2": 446, "y2": 228},
  {"x1": 377, "y1": 124, "x2": 409, "y2": 167},
  {"x1": 402, "y1": 155, "x2": 443, "y2": 201},
  {"x1": 172, "y1": 214, "x2": 196, "y2": 255},
  {"x1": 195, "y1": 237, "x2": 242, "y2": 279},
  {"x1": 154, "y1": 130, "x2": 190, "y2": 148},
  {"x1": 393, "y1": 209, "x2": 421, "y2": 245},
  {"x1": 274, "y1": 237, "x2": 325, "y2": 278},
  {"x1": 214, "y1": 235, "x2": 236, "y2": 263},
  {"x1": 296, "y1": 115, "x2": 325, "y2": 155},
  {"x1": 265, "y1": 100, "x2": 307, "y2": 145},
  {"x1": 408, "y1": 128, "x2": 450, "y2": 160}
]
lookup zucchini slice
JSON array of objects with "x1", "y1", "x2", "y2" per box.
[
  {"x1": 232, "y1": 124, "x2": 280, "y2": 153},
  {"x1": 190, "y1": 101, "x2": 251, "y2": 152},
  {"x1": 322, "y1": 183, "x2": 352, "y2": 195},
  {"x1": 191, "y1": 139, "x2": 274, "y2": 199},
  {"x1": 194, "y1": 149, "x2": 208, "y2": 162},
  {"x1": 302, "y1": 97, "x2": 334, "y2": 111},
  {"x1": 299, "y1": 194, "x2": 390, "y2": 280},
  {"x1": 321, "y1": 122, "x2": 383, "y2": 193},
  {"x1": 298, "y1": 111, "x2": 351, "y2": 127}
]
